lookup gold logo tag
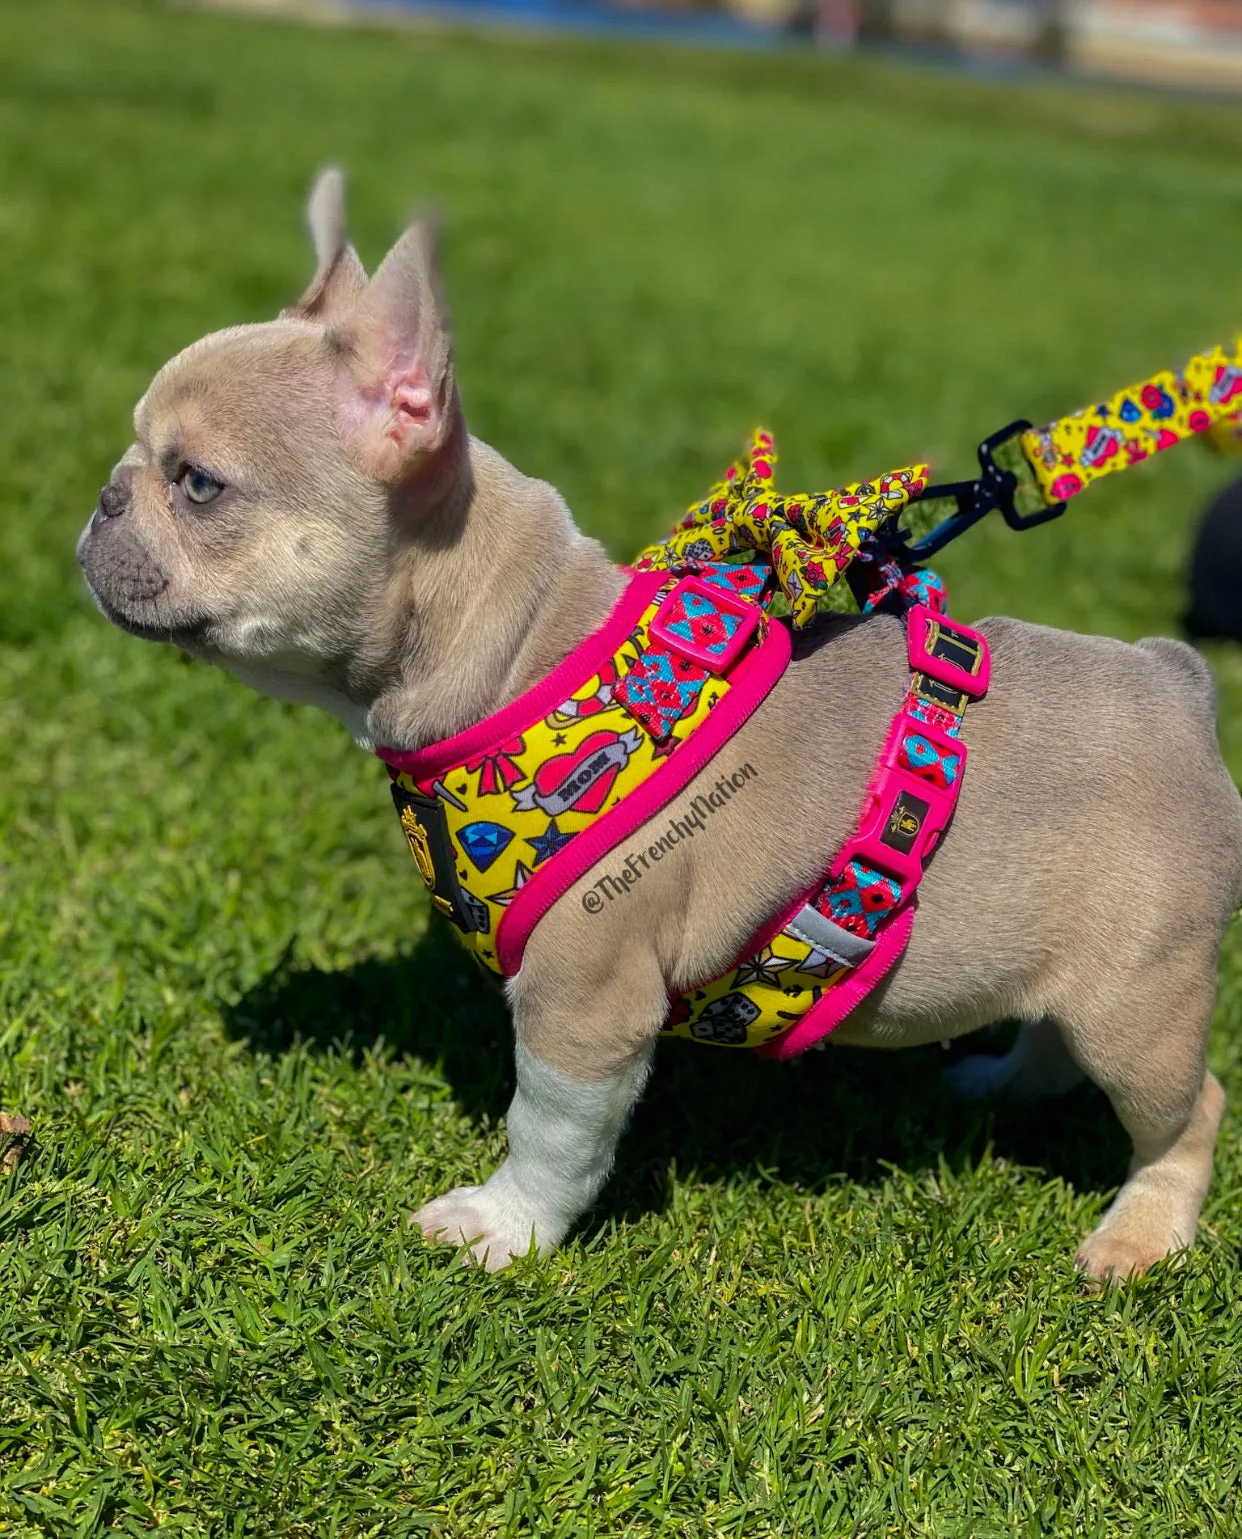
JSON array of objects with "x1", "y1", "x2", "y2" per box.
[
  {"x1": 889, "y1": 804, "x2": 923, "y2": 841},
  {"x1": 400, "y1": 805, "x2": 437, "y2": 889},
  {"x1": 398, "y1": 801, "x2": 457, "y2": 919}
]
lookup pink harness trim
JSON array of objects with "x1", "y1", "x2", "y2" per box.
[
  {"x1": 377, "y1": 568, "x2": 988, "y2": 1056},
  {"x1": 377, "y1": 569, "x2": 666, "y2": 782},
  {"x1": 498, "y1": 618, "x2": 790, "y2": 975},
  {"x1": 755, "y1": 908, "x2": 915, "y2": 1060},
  {"x1": 377, "y1": 568, "x2": 793, "y2": 977}
]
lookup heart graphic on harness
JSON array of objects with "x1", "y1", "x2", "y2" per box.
[{"x1": 512, "y1": 728, "x2": 643, "y2": 818}]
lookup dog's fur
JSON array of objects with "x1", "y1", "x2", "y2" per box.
[{"x1": 79, "y1": 172, "x2": 1241, "y2": 1280}]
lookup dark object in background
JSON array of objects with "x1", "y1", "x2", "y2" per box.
[{"x1": 1187, "y1": 476, "x2": 1242, "y2": 642}]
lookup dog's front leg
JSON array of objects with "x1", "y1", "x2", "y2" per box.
[{"x1": 413, "y1": 1035, "x2": 656, "y2": 1272}]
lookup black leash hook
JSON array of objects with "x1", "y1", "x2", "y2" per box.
[{"x1": 886, "y1": 419, "x2": 1068, "y2": 562}]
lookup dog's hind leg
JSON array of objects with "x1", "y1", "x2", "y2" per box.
[
  {"x1": 945, "y1": 1018, "x2": 1085, "y2": 1101},
  {"x1": 1057, "y1": 960, "x2": 1225, "y2": 1284}
]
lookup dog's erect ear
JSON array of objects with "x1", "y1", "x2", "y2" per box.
[
  {"x1": 331, "y1": 216, "x2": 457, "y2": 482},
  {"x1": 283, "y1": 167, "x2": 368, "y2": 323}
]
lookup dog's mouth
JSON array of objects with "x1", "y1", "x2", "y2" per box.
[
  {"x1": 85, "y1": 580, "x2": 211, "y2": 648},
  {"x1": 78, "y1": 525, "x2": 211, "y2": 648}
]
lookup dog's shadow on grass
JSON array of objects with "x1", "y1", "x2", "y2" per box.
[{"x1": 223, "y1": 924, "x2": 1130, "y2": 1223}]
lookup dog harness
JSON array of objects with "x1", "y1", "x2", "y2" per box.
[{"x1": 378, "y1": 336, "x2": 1242, "y2": 1058}]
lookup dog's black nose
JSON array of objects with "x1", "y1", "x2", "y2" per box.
[{"x1": 96, "y1": 481, "x2": 130, "y2": 521}]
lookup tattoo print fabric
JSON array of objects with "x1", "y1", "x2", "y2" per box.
[
  {"x1": 1020, "y1": 338, "x2": 1242, "y2": 505},
  {"x1": 634, "y1": 429, "x2": 930, "y2": 630},
  {"x1": 387, "y1": 570, "x2": 773, "y2": 980}
]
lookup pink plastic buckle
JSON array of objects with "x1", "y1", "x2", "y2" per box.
[
  {"x1": 647, "y1": 575, "x2": 761, "y2": 676},
  {"x1": 829, "y1": 712, "x2": 963, "y2": 890},
  {"x1": 906, "y1": 605, "x2": 990, "y2": 699},
  {"x1": 646, "y1": 575, "x2": 763, "y2": 677}
]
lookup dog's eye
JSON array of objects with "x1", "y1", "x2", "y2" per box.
[{"x1": 181, "y1": 466, "x2": 224, "y2": 505}]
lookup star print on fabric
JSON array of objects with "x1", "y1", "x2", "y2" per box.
[
  {"x1": 526, "y1": 820, "x2": 575, "y2": 867},
  {"x1": 552, "y1": 733, "x2": 567, "y2": 747},
  {"x1": 732, "y1": 946, "x2": 796, "y2": 989},
  {"x1": 486, "y1": 860, "x2": 533, "y2": 907}
]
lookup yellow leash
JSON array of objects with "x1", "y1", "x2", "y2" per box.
[
  {"x1": 637, "y1": 338, "x2": 1242, "y2": 625},
  {"x1": 1021, "y1": 339, "x2": 1242, "y2": 502}
]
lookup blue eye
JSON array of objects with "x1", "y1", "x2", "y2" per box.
[{"x1": 181, "y1": 466, "x2": 223, "y2": 505}]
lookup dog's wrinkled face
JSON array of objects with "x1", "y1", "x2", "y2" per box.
[
  {"x1": 79, "y1": 325, "x2": 378, "y2": 655},
  {"x1": 78, "y1": 171, "x2": 458, "y2": 710}
]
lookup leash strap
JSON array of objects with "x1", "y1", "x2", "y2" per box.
[
  {"x1": 903, "y1": 337, "x2": 1242, "y2": 561},
  {"x1": 639, "y1": 336, "x2": 1242, "y2": 614},
  {"x1": 1019, "y1": 338, "x2": 1242, "y2": 505}
]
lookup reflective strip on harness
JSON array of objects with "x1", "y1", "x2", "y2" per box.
[{"x1": 783, "y1": 903, "x2": 875, "y2": 968}]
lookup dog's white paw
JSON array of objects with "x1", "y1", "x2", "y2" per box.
[
  {"x1": 945, "y1": 1025, "x2": 1085, "y2": 1102},
  {"x1": 943, "y1": 1052, "x2": 1017, "y2": 1101},
  {"x1": 412, "y1": 1185, "x2": 540, "y2": 1273}
]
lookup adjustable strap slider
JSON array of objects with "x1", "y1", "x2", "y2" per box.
[
  {"x1": 906, "y1": 605, "x2": 991, "y2": 699},
  {"x1": 647, "y1": 574, "x2": 761, "y2": 676},
  {"x1": 829, "y1": 710, "x2": 967, "y2": 892}
]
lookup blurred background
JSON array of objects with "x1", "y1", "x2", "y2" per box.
[{"x1": 226, "y1": 0, "x2": 1242, "y2": 89}]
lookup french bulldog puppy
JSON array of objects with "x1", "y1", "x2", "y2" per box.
[{"x1": 79, "y1": 171, "x2": 1240, "y2": 1281}]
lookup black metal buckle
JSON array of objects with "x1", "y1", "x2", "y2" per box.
[{"x1": 886, "y1": 420, "x2": 1068, "y2": 561}]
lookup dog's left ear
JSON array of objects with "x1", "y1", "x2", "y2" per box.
[
  {"x1": 329, "y1": 216, "x2": 458, "y2": 483},
  {"x1": 283, "y1": 167, "x2": 369, "y2": 322}
]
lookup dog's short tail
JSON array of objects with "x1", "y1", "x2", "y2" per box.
[
  {"x1": 1136, "y1": 635, "x2": 1218, "y2": 720},
  {"x1": 1137, "y1": 636, "x2": 1242, "y2": 906}
]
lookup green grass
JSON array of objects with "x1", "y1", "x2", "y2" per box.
[{"x1": 4, "y1": 1, "x2": 1242, "y2": 1531}]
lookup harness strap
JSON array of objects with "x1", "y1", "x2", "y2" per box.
[
  {"x1": 379, "y1": 564, "x2": 790, "y2": 980},
  {"x1": 753, "y1": 606, "x2": 987, "y2": 1059},
  {"x1": 665, "y1": 592, "x2": 989, "y2": 1054}
]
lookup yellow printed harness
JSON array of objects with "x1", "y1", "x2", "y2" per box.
[{"x1": 378, "y1": 338, "x2": 1242, "y2": 1058}]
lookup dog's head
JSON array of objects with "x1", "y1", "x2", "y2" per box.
[{"x1": 77, "y1": 171, "x2": 466, "y2": 722}]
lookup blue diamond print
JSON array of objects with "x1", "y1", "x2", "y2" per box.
[{"x1": 458, "y1": 820, "x2": 514, "y2": 873}]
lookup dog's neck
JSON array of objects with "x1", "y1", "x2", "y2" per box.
[{"x1": 360, "y1": 434, "x2": 625, "y2": 753}]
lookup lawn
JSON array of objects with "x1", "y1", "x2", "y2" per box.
[{"x1": 3, "y1": 0, "x2": 1242, "y2": 1531}]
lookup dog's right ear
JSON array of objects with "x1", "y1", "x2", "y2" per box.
[
  {"x1": 329, "y1": 215, "x2": 458, "y2": 483},
  {"x1": 282, "y1": 167, "x2": 368, "y2": 323}
]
